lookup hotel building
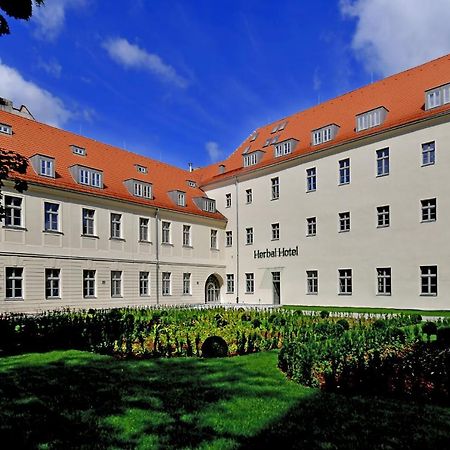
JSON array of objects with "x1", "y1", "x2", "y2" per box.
[{"x1": 1, "y1": 55, "x2": 450, "y2": 312}]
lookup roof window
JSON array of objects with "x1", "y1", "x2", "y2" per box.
[
  {"x1": 356, "y1": 107, "x2": 388, "y2": 132},
  {"x1": 0, "y1": 123, "x2": 12, "y2": 135},
  {"x1": 425, "y1": 83, "x2": 450, "y2": 110},
  {"x1": 312, "y1": 124, "x2": 339, "y2": 146},
  {"x1": 71, "y1": 145, "x2": 86, "y2": 156},
  {"x1": 136, "y1": 164, "x2": 148, "y2": 174}
]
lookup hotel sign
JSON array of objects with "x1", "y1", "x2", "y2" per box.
[{"x1": 254, "y1": 245, "x2": 299, "y2": 259}]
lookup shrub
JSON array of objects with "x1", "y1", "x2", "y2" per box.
[
  {"x1": 201, "y1": 336, "x2": 229, "y2": 358},
  {"x1": 252, "y1": 319, "x2": 262, "y2": 329},
  {"x1": 373, "y1": 319, "x2": 387, "y2": 330},
  {"x1": 336, "y1": 319, "x2": 350, "y2": 331},
  {"x1": 422, "y1": 322, "x2": 438, "y2": 342},
  {"x1": 320, "y1": 310, "x2": 330, "y2": 319},
  {"x1": 437, "y1": 326, "x2": 450, "y2": 346}
]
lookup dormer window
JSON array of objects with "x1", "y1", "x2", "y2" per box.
[
  {"x1": 71, "y1": 145, "x2": 86, "y2": 156},
  {"x1": 29, "y1": 154, "x2": 55, "y2": 178},
  {"x1": 312, "y1": 124, "x2": 339, "y2": 146},
  {"x1": 425, "y1": 83, "x2": 450, "y2": 110},
  {"x1": 271, "y1": 136, "x2": 279, "y2": 145},
  {"x1": 356, "y1": 107, "x2": 388, "y2": 132},
  {"x1": 243, "y1": 145, "x2": 251, "y2": 154},
  {"x1": 250, "y1": 132, "x2": 258, "y2": 142},
  {"x1": 243, "y1": 150, "x2": 264, "y2": 167},
  {"x1": 263, "y1": 138, "x2": 271, "y2": 147},
  {"x1": 270, "y1": 121, "x2": 287, "y2": 134},
  {"x1": 133, "y1": 181, "x2": 152, "y2": 199},
  {"x1": 187, "y1": 180, "x2": 196, "y2": 188},
  {"x1": 169, "y1": 190, "x2": 186, "y2": 206},
  {"x1": 0, "y1": 123, "x2": 12, "y2": 135},
  {"x1": 70, "y1": 165, "x2": 103, "y2": 188},
  {"x1": 193, "y1": 197, "x2": 216, "y2": 213},
  {"x1": 278, "y1": 121, "x2": 287, "y2": 131},
  {"x1": 136, "y1": 164, "x2": 148, "y2": 174},
  {"x1": 274, "y1": 139, "x2": 298, "y2": 157}
]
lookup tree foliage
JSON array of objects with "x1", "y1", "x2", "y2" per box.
[{"x1": 0, "y1": 0, "x2": 45, "y2": 35}]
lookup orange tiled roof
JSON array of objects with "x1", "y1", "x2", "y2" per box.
[
  {"x1": 0, "y1": 112, "x2": 225, "y2": 221},
  {"x1": 193, "y1": 54, "x2": 450, "y2": 186}
]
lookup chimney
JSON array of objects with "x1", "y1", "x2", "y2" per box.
[
  {"x1": 218, "y1": 164, "x2": 225, "y2": 174},
  {"x1": 0, "y1": 97, "x2": 13, "y2": 113},
  {"x1": 188, "y1": 162, "x2": 193, "y2": 172}
]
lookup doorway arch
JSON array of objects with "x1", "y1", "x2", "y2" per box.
[{"x1": 205, "y1": 274, "x2": 221, "y2": 303}]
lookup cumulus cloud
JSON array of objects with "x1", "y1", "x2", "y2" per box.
[
  {"x1": 32, "y1": 0, "x2": 87, "y2": 41},
  {"x1": 340, "y1": 0, "x2": 450, "y2": 76},
  {"x1": 102, "y1": 37, "x2": 188, "y2": 88},
  {"x1": 205, "y1": 141, "x2": 222, "y2": 162},
  {"x1": 0, "y1": 61, "x2": 71, "y2": 127}
]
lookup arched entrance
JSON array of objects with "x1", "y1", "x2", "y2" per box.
[{"x1": 205, "y1": 274, "x2": 221, "y2": 303}]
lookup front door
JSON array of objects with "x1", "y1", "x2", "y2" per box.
[{"x1": 272, "y1": 272, "x2": 280, "y2": 305}]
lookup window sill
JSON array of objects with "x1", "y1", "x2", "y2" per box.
[
  {"x1": 376, "y1": 293, "x2": 392, "y2": 296},
  {"x1": 182, "y1": 294, "x2": 192, "y2": 297},
  {"x1": 138, "y1": 240, "x2": 152, "y2": 244},
  {"x1": 162, "y1": 294, "x2": 172, "y2": 297},
  {"x1": 420, "y1": 293, "x2": 437, "y2": 297},
  {"x1": 83, "y1": 296, "x2": 97, "y2": 299},
  {"x1": 421, "y1": 220, "x2": 436, "y2": 224},
  {"x1": 306, "y1": 293, "x2": 318, "y2": 295},
  {"x1": 245, "y1": 243, "x2": 253, "y2": 246},
  {"x1": 377, "y1": 225, "x2": 390, "y2": 229},
  {"x1": 271, "y1": 198, "x2": 280, "y2": 201},
  {"x1": 3, "y1": 226, "x2": 27, "y2": 231},
  {"x1": 338, "y1": 293, "x2": 352, "y2": 296},
  {"x1": 306, "y1": 189, "x2": 316, "y2": 193},
  {"x1": 110, "y1": 237, "x2": 126, "y2": 241},
  {"x1": 421, "y1": 162, "x2": 435, "y2": 167},
  {"x1": 338, "y1": 182, "x2": 350, "y2": 186},
  {"x1": 182, "y1": 245, "x2": 193, "y2": 248},
  {"x1": 306, "y1": 234, "x2": 316, "y2": 237},
  {"x1": 43, "y1": 230, "x2": 64, "y2": 235},
  {"x1": 376, "y1": 173, "x2": 389, "y2": 178},
  {"x1": 46, "y1": 297, "x2": 61, "y2": 300},
  {"x1": 161, "y1": 242, "x2": 174, "y2": 247},
  {"x1": 5, "y1": 297, "x2": 24, "y2": 301},
  {"x1": 139, "y1": 295, "x2": 150, "y2": 298},
  {"x1": 271, "y1": 238, "x2": 279, "y2": 242},
  {"x1": 81, "y1": 234, "x2": 99, "y2": 239},
  {"x1": 210, "y1": 248, "x2": 220, "y2": 252},
  {"x1": 111, "y1": 295, "x2": 123, "y2": 299},
  {"x1": 244, "y1": 292, "x2": 254, "y2": 295},
  {"x1": 338, "y1": 230, "x2": 350, "y2": 233}
]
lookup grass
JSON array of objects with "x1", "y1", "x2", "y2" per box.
[
  {"x1": 283, "y1": 304, "x2": 450, "y2": 317},
  {"x1": 0, "y1": 351, "x2": 449, "y2": 449}
]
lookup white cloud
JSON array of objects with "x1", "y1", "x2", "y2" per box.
[
  {"x1": 205, "y1": 141, "x2": 222, "y2": 162},
  {"x1": 37, "y1": 58, "x2": 62, "y2": 78},
  {"x1": 32, "y1": 0, "x2": 87, "y2": 41},
  {"x1": 0, "y1": 61, "x2": 71, "y2": 127},
  {"x1": 340, "y1": 0, "x2": 450, "y2": 76},
  {"x1": 102, "y1": 37, "x2": 188, "y2": 88}
]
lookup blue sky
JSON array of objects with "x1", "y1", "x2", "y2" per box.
[{"x1": 1, "y1": 0, "x2": 449, "y2": 169}]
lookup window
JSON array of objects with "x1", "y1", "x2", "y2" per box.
[
  {"x1": 271, "y1": 177, "x2": 280, "y2": 200},
  {"x1": 307, "y1": 217, "x2": 316, "y2": 236},
  {"x1": 376, "y1": 148, "x2": 389, "y2": 176},
  {"x1": 83, "y1": 270, "x2": 96, "y2": 298},
  {"x1": 177, "y1": 191, "x2": 186, "y2": 206},
  {"x1": 183, "y1": 224, "x2": 191, "y2": 246},
  {"x1": 4, "y1": 196, "x2": 22, "y2": 227},
  {"x1": 91, "y1": 172, "x2": 102, "y2": 188},
  {"x1": 0, "y1": 123, "x2": 12, "y2": 135},
  {"x1": 246, "y1": 227, "x2": 254, "y2": 245},
  {"x1": 77, "y1": 167, "x2": 102, "y2": 188},
  {"x1": 377, "y1": 206, "x2": 390, "y2": 227},
  {"x1": 183, "y1": 273, "x2": 191, "y2": 295},
  {"x1": 187, "y1": 180, "x2": 196, "y2": 188},
  {"x1": 136, "y1": 165, "x2": 147, "y2": 174},
  {"x1": 245, "y1": 273, "x2": 254, "y2": 294},
  {"x1": 139, "y1": 218, "x2": 149, "y2": 242},
  {"x1": 421, "y1": 266, "x2": 437, "y2": 296},
  {"x1": 44, "y1": 202, "x2": 59, "y2": 232},
  {"x1": 422, "y1": 141, "x2": 435, "y2": 166},
  {"x1": 45, "y1": 269, "x2": 60, "y2": 299},
  {"x1": 111, "y1": 271, "x2": 122, "y2": 297},
  {"x1": 162, "y1": 221, "x2": 171, "y2": 244},
  {"x1": 243, "y1": 151, "x2": 263, "y2": 167},
  {"x1": 312, "y1": 125, "x2": 338, "y2": 145},
  {"x1": 139, "y1": 272, "x2": 149, "y2": 296},
  {"x1": 210, "y1": 229, "x2": 218, "y2": 249},
  {"x1": 339, "y1": 269, "x2": 352, "y2": 295},
  {"x1": 339, "y1": 212, "x2": 350, "y2": 232},
  {"x1": 250, "y1": 131, "x2": 258, "y2": 141},
  {"x1": 133, "y1": 181, "x2": 152, "y2": 199},
  {"x1": 226, "y1": 274, "x2": 235, "y2": 294},
  {"x1": 263, "y1": 138, "x2": 271, "y2": 147},
  {"x1": 274, "y1": 141, "x2": 292, "y2": 157},
  {"x1": 82, "y1": 208, "x2": 95, "y2": 236},
  {"x1": 225, "y1": 193, "x2": 232, "y2": 208},
  {"x1": 421, "y1": 198, "x2": 437, "y2": 222},
  {"x1": 40, "y1": 158, "x2": 54, "y2": 177},
  {"x1": 226, "y1": 230, "x2": 233, "y2": 247},
  {"x1": 306, "y1": 167, "x2": 316, "y2": 192},
  {"x1": 425, "y1": 83, "x2": 450, "y2": 110},
  {"x1": 71, "y1": 145, "x2": 86, "y2": 156},
  {"x1": 356, "y1": 107, "x2": 387, "y2": 131},
  {"x1": 79, "y1": 168, "x2": 89, "y2": 185},
  {"x1": 5, "y1": 267, "x2": 23, "y2": 299},
  {"x1": 203, "y1": 198, "x2": 216, "y2": 213},
  {"x1": 306, "y1": 270, "x2": 318, "y2": 295},
  {"x1": 271, "y1": 223, "x2": 280, "y2": 240},
  {"x1": 377, "y1": 268, "x2": 391, "y2": 295},
  {"x1": 162, "y1": 272, "x2": 171, "y2": 296},
  {"x1": 339, "y1": 158, "x2": 350, "y2": 185},
  {"x1": 246, "y1": 189, "x2": 253, "y2": 204},
  {"x1": 110, "y1": 213, "x2": 122, "y2": 239}
]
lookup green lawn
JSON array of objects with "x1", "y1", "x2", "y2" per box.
[{"x1": 1, "y1": 351, "x2": 449, "y2": 449}]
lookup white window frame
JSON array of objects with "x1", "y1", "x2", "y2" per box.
[
  {"x1": 82, "y1": 208, "x2": 95, "y2": 236},
  {"x1": 271, "y1": 223, "x2": 280, "y2": 240},
  {"x1": 110, "y1": 213, "x2": 122, "y2": 239},
  {"x1": 306, "y1": 270, "x2": 318, "y2": 295},
  {"x1": 245, "y1": 273, "x2": 254, "y2": 294},
  {"x1": 210, "y1": 229, "x2": 218, "y2": 249},
  {"x1": 111, "y1": 271, "x2": 122, "y2": 297},
  {"x1": 246, "y1": 188, "x2": 253, "y2": 204},
  {"x1": 45, "y1": 268, "x2": 60, "y2": 299},
  {"x1": 139, "y1": 217, "x2": 150, "y2": 242},
  {"x1": 226, "y1": 274, "x2": 235, "y2": 294},
  {"x1": 421, "y1": 198, "x2": 437, "y2": 222},
  {"x1": 422, "y1": 141, "x2": 435, "y2": 166},
  {"x1": 44, "y1": 202, "x2": 60, "y2": 232},
  {"x1": 306, "y1": 217, "x2": 316, "y2": 236},
  {"x1": 139, "y1": 271, "x2": 150, "y2": 297},
  {"x1": 377, "y1": 268, "x2": 391, "y2": 296},
  {"x1": 183, "y1": 273, "x2": 191, "y2": 295},
  {"x1": 377, "y1": 205, "x2": 390, "y2": 228},
  {"x1": 161, "y1": 221, "x2": 171, "y2": 244},
  {"x1": 39, "y1": 158, "x2": 54, "y2": 177},
  {"x1": 271, "y1": 177, "x2": 280, "y2": 200},
  {"x1": 182, "y1": 224, "x2": 191, "y2": 247},
  {"x1": 0, "y1": 123, "x2": 12, "y2": 135},
  {"x1": 225, "y1": 193, "x2": 232, "y2": 208},
  {"x1": 83, "y1": 270, "x2": 96, "y2": 298},
  {"x1": 162, "y1": 272, "x2": 171, "y2": 296},
  {"x1": 420, "y1": 265, "x2": 437, "y2": 296},
  {"x1": 177, "y1": 191, "x2": 186, "y2": 206},
  {"x1": 5, "y1": 267, "x2": 23, "y2": 300},
  {"x1": 339, "y1": 158, "x2": 350, "y2": 185},
  {"x1": 339, "y1": 211, "x2": 351, "y2": 232},
  {"x1": 306, "y1": 167, "x2": 316, "y2": 192},
  {"x1": 246, "y1": 227, "x2": 254, "y2": 245},
  {"x1": 376, "y1": 148, "x2": 389, "y2": 176},
  {"x1": 225, "y1": 230, "x2": 233, "y2": 247},
  {"x1": 338, "y1": 269, "x2": 352, "y2": 295},
  {"x1": 4, "y1": 195, "x2": 23, "y2": 228}
]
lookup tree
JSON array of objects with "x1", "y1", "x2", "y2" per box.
[{"x1": 0, "y1": 0, "x2": 45, "y2": 35}]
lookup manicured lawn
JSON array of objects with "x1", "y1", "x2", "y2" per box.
[{"x1": 1, "y1": 351, "x2": 449, "y2": 449}]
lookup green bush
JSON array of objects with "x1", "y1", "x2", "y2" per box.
[
  {"x1": 320, "y1": 310, "x2": 330, "y2": 319},
  {"x1": 422, "y1": 321, "x2": 438, "y2": 342},
  {"x1": 201, "y1": 336, "x2": 229, "y2": 358},
  {"x1": 437, "y1": 326, "x2": 450, "y2": 346},
  {"x1": 336, "y1": 319, "x2": 350, "y2": 331}
]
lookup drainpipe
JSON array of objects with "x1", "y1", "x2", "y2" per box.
[
  {"x1": 155, "y1": 208, "x2": 160, "y2": 305},
  {"x1": 234, "y1": 176, "x2": 240, "y2": 304}
]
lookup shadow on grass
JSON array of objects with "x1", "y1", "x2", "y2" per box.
[{"x1": 0, "y1": 351, "x2": 449, "y2": 449}]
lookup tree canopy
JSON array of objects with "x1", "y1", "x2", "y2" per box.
[{"x1": 0, "y1": 0, "x2": 45, "y2": 36}]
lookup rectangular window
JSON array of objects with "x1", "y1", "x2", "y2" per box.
[
  {"x1": 177, "y1": 192, "x2": 186, "y2": 206},
  {"x1": 246, "y1": 227, "x2": 254, "y2": 245},
  {"x1": 306, "y1": 167, "x2": 316, "y2": 192},
  {"x1": 45, "y1": 268, "x2": 60, "y2": 299},
  {"x1": 183, "y1": 224, "x2": 191, "y2": 246},
  {"x1": 274, "y1": 141, "x2": 292, "y2": 157},
  {"x1": 307, "y1": 217, "x2": 317, "y2": 236},
  {"x1": 5, "y1": 267, "x2": 23, "y2": 299},
  {"x1": 210, "y1": 229, "x2": 218, "y2": 249},
  {"x1": 91, "y1": 172, "x2": 102, "y2": 188},
  {"x1": 226, "y1": 230, "x2": 233, "y2": 247},
  {"x1": 420, "y1": 265, "x2": 437, "y2": 296},
  {"x1": 339, "y1": 212, "x2": 351, "y2": 232},
  {"x1": 139, "y1": 218, "x2": 149, "y2": 242},
  {"x1": 246, "y1": 189, "x2": 253, "y2": 204},
  {"x1": 271, "y1": 223, "x2": 280, "y2": 240},
  {"x1": 225, "y1": 193, "x2": 232, "y2": 208},
  {"x1": 110, "y1": 213, "x2": 122, "y2": 239},
  {"x1": 339, "y1": 269, "x2": 352, "y2": 295},
  {"x1": 356, "y1": 107, "x2": 387, "y2": 131},
  {"x1": 136, "y1": 165, "x2": 147, "y2": 174},
  {"x1": 111, "y1": 271, "x2": 122, "y2": 297},
  {"x1": 4, "y1": 196, "x2": 22, "y2": 227},
  {"x1": 139, "y1": 271, "x2": 149, "y2": 296},
  {"x1": 183, "y1": 273, "x2": 191, "y2": 295},
  {"x1": 377, "y1": 268, "x2": 391, "y2": 295},
  {"x1": 162, "y1": 272, "x2": 171, "y2": 296},
  {"x1": 306, "y1": 270, "x2": 318, "y2": 295},
  {"x1": 421, "y1": 198, "x2": 437, "y2": 222},
  {"x1": 245, "y1": 273, "x2": 254, "y2": 294},
  {"x1": 425, "y1": 83, "x2": 450, "y2": 110},
  {"x1": 40, "y1": 158, "x2": 54, "y2": 177},
  {"x1": 376, "y1": 148, "x2": 389, "y2": 176},
  {"x1": 377, "y1": 205, "x2": 390, "y2": 227},
  {"x1": 339, "y1": 158, "x2": 350, "y2": 185},
  {"x1": 133, "y1": 181, "x2": 151, "y2": 199},
  {"x1": 71, "y1": 145, "x2": 86, "y2": 156},
  {"x1": 162, "y1": 221, "x2": 171, "y2": 244},
  {"x1": 422, "y1": 141, "x2": 435, "y2": 166},
  {"x1": 82, "y1": 208, "x2": 95, "y2": 236},
  {"x1": 44, "y1": 202, "x2": 59, "y2": 232},
  {"x1": 83, "y1": 270, "x2": 96, "y2": 298},
  {"x1": 0, "y1": 123, "x2": 12, "y2": 135},
  {"x1": 79, "y1": 168, "x2": 90, "y2": 185},
  {"x1": 226, "y1": 274, "x2": 235, "y2": 294},
  {"x1": 271, "y1": 177, "x2": 280, "y2": 200}
]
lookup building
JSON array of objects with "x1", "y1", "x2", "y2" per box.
[{"x1": 1, "y1": 55, "x2": 450, "y2": 312}]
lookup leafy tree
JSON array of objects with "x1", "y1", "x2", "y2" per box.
[{"x1": 0, "y1": 0, "x2": 45, "y2": 35}]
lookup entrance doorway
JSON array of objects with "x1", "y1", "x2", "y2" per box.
[
  {"x1": 205, "y1": 274, "x2": 220, "y2": 303},
  {"x1": 272, "y1": 271, "x2": 280, "y2": 305}
]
